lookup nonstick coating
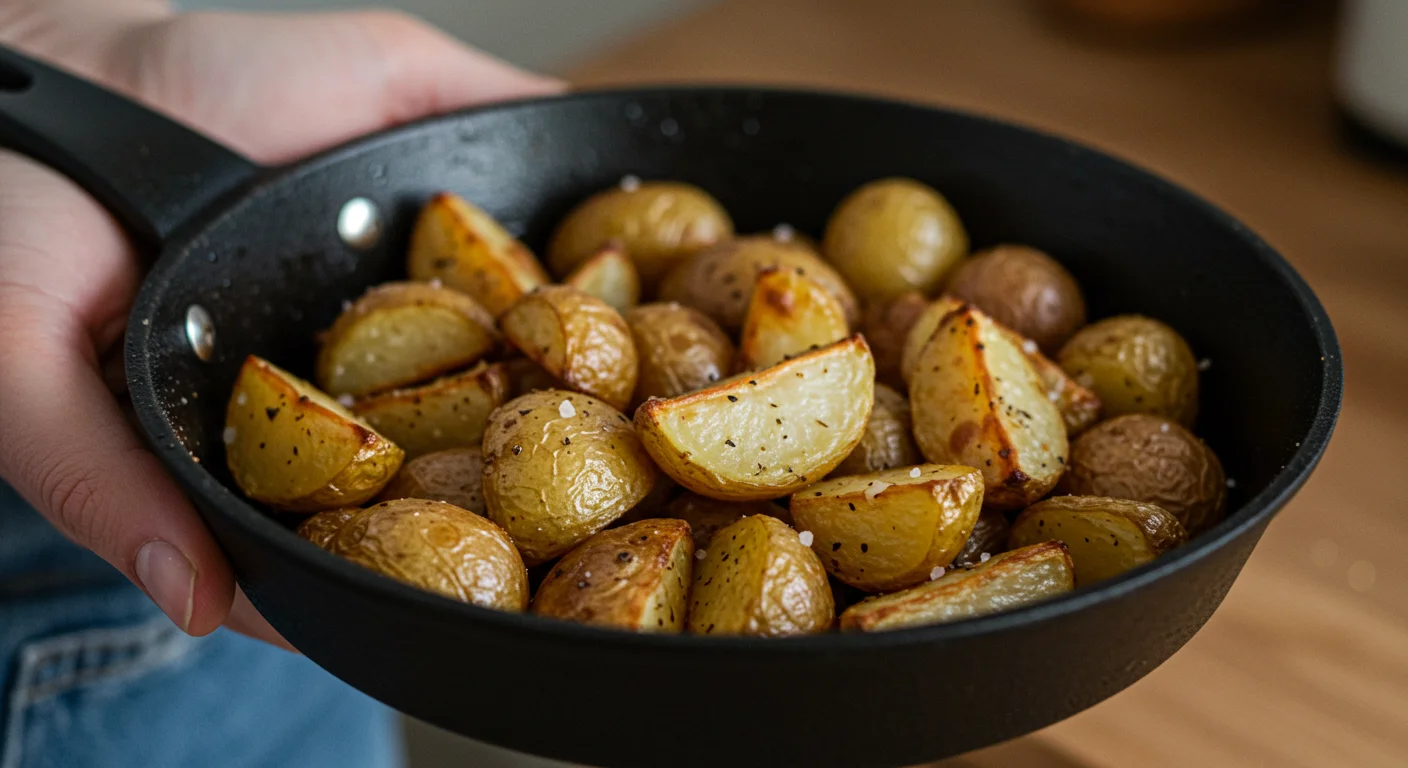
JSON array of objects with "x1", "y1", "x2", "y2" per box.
[{"x1": 122, "y1": 89, "x2": 1340, "y2": 768}]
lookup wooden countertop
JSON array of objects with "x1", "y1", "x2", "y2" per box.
[{"x1": 572, "y1": 2, "x2": 1408, "y2": 765}]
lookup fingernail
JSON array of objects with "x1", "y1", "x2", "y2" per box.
[{"x1": 135, "y1": 540, "x2": 196, "y2": 632}]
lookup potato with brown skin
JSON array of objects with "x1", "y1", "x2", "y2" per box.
[
  {"x1": 1059, "y1": 315, "x2": 1199, "y2": 426},
  {"x1": 1008, "y1": 496, "x2": 1187, "y2": 587},
  {"x1": 352, "y1": 362, "x2": 507, "y2": 459},
  {"x1": 547, "y1": 181, "x2": 733, "y2": 288},
  {"x1": 736, "y1": 267, "x2": 850, "y2": 371},
  {"x1": 625, "y1": 303, "x2": 734, "y2": 405},
  {"x1": 861, "y1": 291, "x2": 929, "y2": 390},
  {"x1": 946, "y1": 245, "x2": 1087, "y2": 355},
  {"x1": 830, "y1": 383, "x2": 920, "y2": 477},
  {"x1": 658, "y1": 235, "x2": 860, "y2": 332},
  {"x1": 562, "y1": 241, "x2": 641, "y2": 314},
  {"x1": 1062, "y1": 414, "x2": 1227, "y2": 535},
  {"x1": 504, "y1": 356, "x2": 561, "y2": 397},
  {"x1": 317, "y1": 282, "x2": 500, "y2": 397},
  {"x1": 376, "y1": 447, "x2": 486, "y2": 515},
  {"x1": 839, "y1": 541, "x2": 1074, "y2": 632},
  {"x1": 226, "y1": 356, "x2": 404, "y2": 512},
  {"x1": 822, "y1": 178, "x2": 969, "y2": 302},
  {"x1": 688, "y1": 514, "x2": 834, "y2": 636},
  {"x1": 952, "y1": 509, "x2": 1011, "y2": 567},
  {"x1": 296, "y1": 507, "x2": 361, "y2": 549},
  {"x1": 660, "y1": 493, "x2": 792, "y2": 549},
  {"x1": 407, "y1": 192, "x2": 550, "y2": 318},
  {"x1": 482, "y1": 390, "x2": 656, "y2": 565},
  {"x1": 499, "y1": 286, "x2": 638, "y2": 411},
  {"x1": 532, "y1": 519, "x2": 693, "y2": 632},
  {"x1": 330, "y1": 499, "x2": 529, "y2": 610}
]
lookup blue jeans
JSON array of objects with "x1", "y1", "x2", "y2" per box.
[{"x1": 0, "y1": 482, "x2": 402, "y2": 768}]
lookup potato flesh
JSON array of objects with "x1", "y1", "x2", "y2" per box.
[
  {"x1": 831, "y1": 383, "x2": 920, "y2": 476},
  {"x1": 500, "y1": 286, "x2": 638, "y2": 412},
  {"x1": 839, "y1": 542, "x2": 1074, "y2": 631},
  {"x1": 407, "y1": 192, "x2": 549, "y2": 317},
  {"x1": 1009, "y1": 496, "x2": 1187, "y2": 586},
  {"x1": 736, "y1": 268, "x2": 850, "y2": 370},
  {"x1": 688, "y1": 514, "x2": 833, "y2": 636},
  {"x1": 636, "y1": 336, "x2": 875, "y2": 500},
  {"x1": 352, "y1": 363, "x2": 507, "y2": 459},
  {"x1": 563, "y1": 244, "x2": 641, "y2": 314},
  {"x1": 376, "y1": 447, "x2": 486, "y2": 515},
  {"x1": 626, "y1": 302, "x2": 734, "y2": 405},
  {"x1": 899, "y1": 295, "x2": 967, "y2": 386}
]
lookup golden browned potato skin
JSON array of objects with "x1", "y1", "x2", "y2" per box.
[
  {"x1": 547, "y1": 181, "x2": 734, "y2": 288},
  {"x1": 1058, "y1": 315, "x2": 1199, "y2": 427},
  {"x1": 1061, "y1": 414, "x2": 1226, "y2": 535},
  {"x1": 482, "y1": 390, "x2": 656, "y2": 564},
  {"x1": 861, "y1": 291, "x2": 930, "y2": 390},
  {"x1": 406, "y1": 192, "x2": 550, "y2": 318},
  {"x1": 688, "y1": 514, "x2": 834, "y2": 636},
  {"x1": 499, "y1": 286, "x2": 639, "y2": 411},
  {"x1": 624, "y1": 303, "x2": 735, "y2": 406},
  {"x1": 351, "y1": 362, "x2": 508, "y2": 459},
  {"x1": 660, "y1": 493, "x2": 792, "y2": 549},
  {"x1": 376, "y1": 447, "x2": 487, "y2": 515},
  {"x1": 946, "y1": 245, "x2": 1087, "y2": 355},
  {"x1": 296, "y1": 507, "x2": 361, "y2": 549},
  {"x1": 822, "y1": 178, "x2": 969, "y2": 302},
  {"x1": 532, "y1": 519, "x2": 693, "y2": 632},
  {"x1": 953, "y1": 509, "x2": 1011, "y2": 566},
  {"x1": 1008, "y1": 495, "x2": 1187, "y2": 586},
  {"x1": 735, "y1": 267, "x2": 851, "y2": 371},
  {"x1": 658, "y1": 235, "x2": 860, "y2": 332},
  {"x1": 562, "y1": 241, "x2": 641, "y2": 314},
  {"x1": 331, "y1": 499, "x2": 528, "y2": 610},
  {"x1": 830, "y1": 383, "x2": 920, "y2": 477}
]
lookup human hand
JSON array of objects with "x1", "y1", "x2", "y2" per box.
[{"x1": 0, "y1": 0, "x2": 562, "y2": 648}]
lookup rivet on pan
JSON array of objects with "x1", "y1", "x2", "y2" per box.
[
  {"x1": 337, "y1": 197, "x2": 383, "y2": 250},
  {"x1": 185, "y1": 305, "x2": 216, "y2": 362}
]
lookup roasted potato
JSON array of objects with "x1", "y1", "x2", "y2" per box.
[
  {"x1": 376, "y1": 447, "x2": 486, "y2": 515},
  {"x1": 407, "y1": 191, "x2": 550, "y2": 318},
  {"x1": 562, "y1": 242, "x2": 641, "y2": 314},
  {"x1": 1062, "y1": 414, "x2": 1226, "y2": 535},
  {"x1": 317, "y1": 282, "x2": 500, "y2": 398},
  {"x1": 822, "y1": 178, "x2": 969, "y2": 302},
  {"x1": 736, "y1": 267, "x2": 850, "y2": 371},
  {"x1": 953, "y1": 509, "x2": 1011, "y2": 567},
  {"x1": 1008, "y1": 496, "x2": 1187, "y2": 586},
  {"x1": 499, "y1": 286, "x2": 638, "y2": 411},
  {"x1": 547, "y1": 181, "x2": 733, "y2": 288},
  {"x1": 861, "y1": 291, "x2": 929, "y2": 390},
  {"x1": 830, "y1": 383, "x2": 920, "y2": 477},
  {"x1": 899, "y1": 294, "x2": 968, "y2": 386},
  {"x1": 1058, "y1": 315, "x2": 1199, "y2": 426},
  {"x1": 225, "y1": 356, "x2": 403, "y2": 511},
  {"x1": 839, "y1": 541, "x2": 1074, "y2": 631},
  {"x1": 295, "y1": 507, "x2": 361, "y2": 549},
  {"x1": 625, "y1": 302, "x2": 734, "y2": 405},
  {"x1": 482, "y1": 390, "x2": 656, "y2": 564},
  {"x1": 532, "y1": 519, "x2": 693, "y2": 632},
  {"x1": 910, "y1": 307, "x2": 1068, "y2": 509},
  {"x1": 1018, "y1": 337, "x2": 1103, "y2": 436},
  {"x1": 946, "y1": 245, "x2": 1087, "y2": 355},
  {"x1": 331, "y1": 499, "x2": 528, "y2": 610},
  {"x1": 504, "y1": 356, "x2": 561, "y2": 397},
  {"x1": 635, "y1": 336, "x2": 876, "y2": 501},
  {"x1": 351, "y1": 362, "x2": 508, "y2": 459},
  {"x1": 688, "y1": 514, "x2": 834, "y2": 636},
  {"x1": 658, "y1": 235, "x2": 860, "y2": 332},
  {"x1": 791, "y1": 465, "x2": 984, "y2": 592},
  {"x1": 660, "y1": 493, "x2": 792, "y2": 549}
]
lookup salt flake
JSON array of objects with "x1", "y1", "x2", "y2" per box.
[
  {"x1": 694, "y1": 549, "x2": 707, "y2": 560},
  {"x1": 798, "y1": 531, "x2": 814, "y2": 547},
  {"x1": 337, "y1": 394, "x2": 355, "y2": 408},
  {"x1": 929, "y1": 566, "x2": 945, "y2": 580},
  {"x1": 1022, "y1": 339, "x2": 1038, "y2": 355},
  {"x1": 559, "y1": 399, "x2": 576, "y2": 418},
  {"x1": 979, "y1": 552, "x2": 991, "y2": 563},
  {"x1": 619, "y1": 175, "x2": 641, "y2": 192},
  {"x1": 222, "y1": 426, "x2": 237, "y2": 444},
  {"x1": 772, "y1": 223, "x2": 796, "y2": 242},
  {"x1": 909, "y1": 467, "x2": 922, "y2": 479}
]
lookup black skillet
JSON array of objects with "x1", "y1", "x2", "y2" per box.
[{"x1": 0, "y1": 46, "x2": 1341, "y2": 768}]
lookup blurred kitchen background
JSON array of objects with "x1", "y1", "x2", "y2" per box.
[{"x1": 177, "y1": 1, "x2": 1407, "y2": 766}]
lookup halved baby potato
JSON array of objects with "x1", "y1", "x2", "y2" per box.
[
  {"x1": 316, "y1": 282, "x2": 500, "y2": 398},
  {"x1": 839, "y1": 541, "x2": 1074, "y2": 631},
  {"x1": 625, "y1": 302, "x2": 734, "y2": 406},
  {"x1": 830, "y1": 383, "x2": 920, "y2": 477},
  {"x1": 910, "y1": 307, "x2": 1068, "y2": 510},
  {"x1": 688, "y1": 514, "x2": 834, "y2": 636},
  {"x1": 635, "y1": 336, "x2": 876, "y2": 501},
  {"x1": 225, "y1": 356, "x2": 404, "y2": 512},
  {"x1": 562, "y1": 241, "x2": 641, "y2": 314},
  {"x1": 1008, "y1": 496, "x2": 1187, "y2": 587},
  {"x1": 295, "y1": 507, "x2": 361, "y2": 549},
  {"x1": 500, "y1": 286, "x2": 638, "y2": 412},
  {"x1": 351, "y1": 362, "x2": 508, "y2": 459},
  {"x1": 376, "y1": 447, "x2": 486, "y2": 515},
  {"x1": 407, "y1": 191, "x2": 550, "y2": 317},
  {"x1": 790, "y1": 465, "x2": 984, "y2": 592},
  {"x1": 735, "y1": 267, "x2": 851, "y2": 371},
  {"x1": 532, "y1": 519, "x2": 693, "y2": 633},
  {"x1": 660, "y1": 493, "x2": 793, "y2": 549}
]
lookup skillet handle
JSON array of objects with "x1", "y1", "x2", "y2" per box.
[{"x1": 0, "y1": 45, "x2": 260, "y2": 252}]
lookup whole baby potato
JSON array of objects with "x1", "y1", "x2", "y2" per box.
[
  {"x1": 860, "y1": 291, "x2": 929, "y2": 390},
  {"x1": 625, "y1": 302, "x2": 735, "y2": 405},
  {"x1": 830, "y1": 383, "x2": 920, "y2": 477},
  {"x1": 945, "y1": 244, "x2": 1086, "y2": 355},
  {"x1": 376, "y1": 447, "x2": 487, "y2": 515},
  {"x1": 1058, "y1": 315, "x2": 1199, "y2": 426}
]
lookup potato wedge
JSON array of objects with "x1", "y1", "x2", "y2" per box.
[
  {"x1": 331, "y1": 499, "x2": 528, "y2": 610},
  {"x1": 351, "y1": 362, "x2": 508, "y2": 459},
  {"x1": 499, "y1": 286, "x2": 638, "y2": 411},
  {"x1": 791, "y1": 465, "x2": 984, "y2": 592},
  {"x1": 316, "y1": 282, "x2": 500, "y2": 397},
  {"x1": 635, "y1": 336, "x2": 875, "y2": 501},
  {"x1": 831, "y1": 383, "x2": 920, "y2": 477},
  {"x1": 660, "y1": 493, "x2": 792, "y2": 549},
  {"x1": 625, "y1": 302, "x2": 734, "y2": 406},
  {"x1": 562, "y1": 242, "x2": 641, "y2": 314},
  {"x1": 861, "y1": 291, "x2": 929, "y2": 390},
  {"x1": 839, "y1": 541, "x2": 1074, "y2": 631},
  {"x1": 531, "y1": 519, "x2": 693, "y2": 632},
  {"x1": 407, "y1": 191, "x2": 550, "y2": 318},
  {"x1": 735, "y1": 267, "x2": 850, "y2": 371},
  {"x1": 688, "y1": 514, "x2": 833, "y2": 636},
  {"x1": 910, "y1": 307, "x2": 1068, "y2": 509},
  {"x1": 1017, "y1": 336, "x2": 1103, "y2": 436},
  {"x1": 1008, "y1": 496, "x2": 1187, "y2": 586},
  {"x1": 295, "y1": 507, "x2": 361, "y2": 550},
  {"x1": 482, "y1": 390, "x2": 656, "y2": 564},
  {"x1": 899, "y1": 294, "x2": 968, "y2": 386},
  {"x1": 953, "y1": 509, "x2": 1010, "y2": 567},
  {"x1": 225, "y1": 356, "x2": 403, "y2": 512},
  {"x1": 376, "y1": 447, "x2": 486, "y2": 515}
]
